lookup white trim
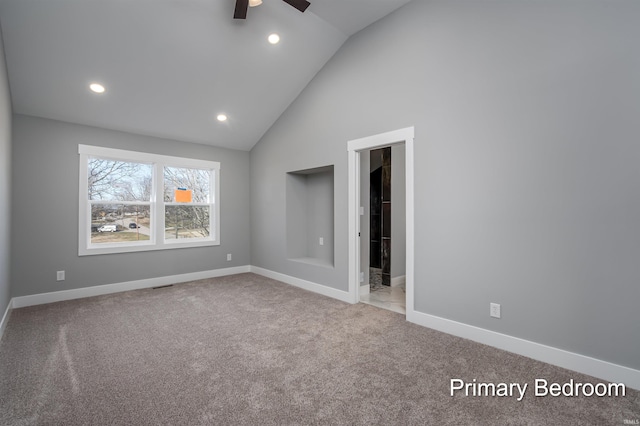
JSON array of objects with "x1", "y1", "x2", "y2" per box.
[
  {"x1": 347, "y1": 126, "x2": 415, "y2": 315},
  {"x1": 347, "y1": 147, "x2": 359, "y2": 304},
  {"x1": 78, "y1": 144, "x2": 220, "y2": 170},
  {"x1": 12, "y1": 266, "x2": 250, "y2": 308},
  {"x1": 407, "y1": 309, "x2": 640, "y2": 391},
  {"x1": 250, "y1": 266, "x2": 352, "y2": 304},
  {"x1": 5, "y1": 265, "x2": 638, "y2": 390},
  {"x1": 10, "y1": 265, "x2": 350, "y2": 310},
  {"x1": 405, "y1": 135, "x2": 415, "y2": 318},
  {"x1": 391, "y1": 275, "x2": 406, "y2": 287},
  {"x1": 347, "y1": 127, "x2": 414, "y2": 152},
  {"x1": 0, "y1": 299, "x2": 13, "y2": 340},
  {"x1": 359, "y1": 284, "x2": 370, "y2": 295}
]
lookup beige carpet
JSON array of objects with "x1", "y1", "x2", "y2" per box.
[{"x1": 0, "y1": 273, "x2": 638, "y2": 425}]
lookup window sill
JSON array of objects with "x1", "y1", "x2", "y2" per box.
[{"x1": 79, "y1": 239, "x2": 220, "y2": 256}]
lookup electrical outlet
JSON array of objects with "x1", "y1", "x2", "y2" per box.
[
  {"x1": 490, "y1": 303, "x2": 501, "y2": 319},
  {"x1": 359, "y1": 272, "x2": 364, "y2": 282},
  {"x1": 227, "y1": 253, "x2": 232, "y2": 261},
  {"x1": 319, "y1": 237, "x2": 324, "y2": 246},
  {"x1": 56, "y1": 271, "x2": 65, "y2": 281}
]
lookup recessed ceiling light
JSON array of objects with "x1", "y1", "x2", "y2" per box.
[
  {"x1": 268, "y1": 33, "x2": 280, "y2": 45},
  {"x1": 89, "y1": 83, "x2": 106, "y2": 94},
  {"x1": 217, "y1": 114, "x2": 228, "y2": 122}
]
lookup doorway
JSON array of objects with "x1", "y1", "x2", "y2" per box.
[
  {"x1": 359, "y1": 146, "x2": 406, "y2": 314},
  {"x1": 369, "y1": 147, "x2": 391, "y2": 287},
  {"x1": 347, "y1": 127, "x2": 415, "y2": 319}
]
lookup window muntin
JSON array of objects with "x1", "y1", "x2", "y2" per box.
[{"x1": 79, "y1": 145, "x2": 220, "y2": 255}]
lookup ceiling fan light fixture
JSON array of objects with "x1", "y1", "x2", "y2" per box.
[{"x1": 235, "y1": 0, "x2": 308, "y2": 19}]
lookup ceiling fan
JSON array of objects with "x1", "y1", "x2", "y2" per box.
[{"x1": 234, "y1": 0, "x2": 310, "y2": 19}]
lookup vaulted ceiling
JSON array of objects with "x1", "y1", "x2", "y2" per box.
[{"x1": 0, "y1": 0, "x2": 412, "y2": 150}]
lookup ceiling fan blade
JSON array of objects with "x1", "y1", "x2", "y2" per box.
[
  {"x1": 234, "y1": 0, "x2": 249, "y2": 19},
  {"x1": 282, "y1": 0, "x2": 310, "y2": 13}
]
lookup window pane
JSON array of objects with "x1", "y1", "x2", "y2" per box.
[
  {"x1": 88, "y1": 157, "x2": 153, "y2": 201},
  {"x1": 165, "y1": 206, "x2": 210, "y2": 239},
  {"x1": 91, "y1": 204, "x2": 151, "y2": 244},
  {"x1": 164, "y1": 167, "x2": 210, "y2": 203}
]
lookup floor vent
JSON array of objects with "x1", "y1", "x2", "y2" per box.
[{"x1": 152, "y1": 284, "x2": 174, "y2": 290}]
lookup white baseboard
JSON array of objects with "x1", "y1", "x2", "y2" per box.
[
  {"x1": 11, "y1": 266, "x2": 251, "y2": 309},
  {"x1": 250, "y1": 266, "x2": 352, "y2": 304},
  {"x1": 0, "y1": 299, "x2": 13, "y2": 340},
  {"x1": 360, "y1": 284, "x2": 370, "y2": 295},
  {"x1": 391, "y1": 275, "x2": 406, "y2": 287},
  {"x1": 407, "y1": 309, "x2": 640, "y2": 391},
  {"x1": 7, "y1": 266, "x2": 638, "y2": 391}
]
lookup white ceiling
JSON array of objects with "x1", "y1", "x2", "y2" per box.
[{"x1": 0, "y1": 0, "x2": 411, "y2": 151}]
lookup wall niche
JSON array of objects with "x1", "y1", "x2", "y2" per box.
[{"x1": 286, "y1": 165, "x2": 334, "y2": 267}]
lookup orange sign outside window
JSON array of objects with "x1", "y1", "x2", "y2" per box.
[{"x1": 175, "y1": 189, "x2": 192, "y2": 203}]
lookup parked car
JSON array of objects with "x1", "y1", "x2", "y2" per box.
[
  {"x1": 98, "y1": 224, "x2": 117, "y2": 232},
  {"x1": 129, "y1": 223, "x2": 140, "y2": 229}
]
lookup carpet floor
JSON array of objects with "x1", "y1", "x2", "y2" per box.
[{"x1": 0, "y1": 273, "x2": 638, "y2": 425}]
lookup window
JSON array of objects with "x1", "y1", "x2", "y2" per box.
[
  {"x1": 164, "y1": 166, "x2": 211, "y2": 240},
  {"x1": 79, "y1": 145, "x2": 220, "y2": 255}
]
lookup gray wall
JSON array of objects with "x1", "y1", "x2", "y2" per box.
[
  {"x1": 251, "y1": 0, "x2": 640, "y2": 370},
  {"x1": 11, "y1": 115, "x2": 251, "y2": 298},
  {"x1": 0, "y1": 26, "x2": 11, "y2": 315}
]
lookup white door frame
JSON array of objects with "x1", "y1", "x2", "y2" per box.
[{"x1": 347, "y1": 126, "x2": 415, "y2": 318}]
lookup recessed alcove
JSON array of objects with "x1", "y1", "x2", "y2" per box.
[{"x1": 286, "y1": 165, "x2": 334, "y2": 268}]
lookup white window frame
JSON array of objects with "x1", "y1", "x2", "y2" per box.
[{"x1": 79, "y1": 144, "x2": 220, "y2": 256}]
